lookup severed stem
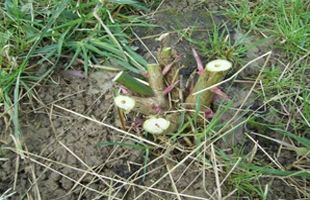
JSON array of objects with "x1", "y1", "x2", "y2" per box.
[
  {"x1": 145, "y1": 113, "x2": 180, "y2": 134},
  {"x1": 158, "y1": 45, "x2": 180, "y2": 100},
  {"x1": 144, "y1": 113, "x2": 180, "y2": 134},
  {"x1": 114, "y1": 95, "x2": 136, "y2": 113},
  {"x1": 133, "y1": 96, "x2": 165, "y2": 115},
  {"x1": 143, "y1": 112, "x2": 180, "y2": 134},
  {"x1": 143, "y1": 117, "x2": 171, "y2": 134},
  {"x1": 147, "y1": 64, "x2": 168, "y2": 107},
  {"x1": 164, "y1": 112, "x2": 180, "y2": 133},
  {"x1": 114, "y1": 95, "x2": 164, "y2": 115},
  {"x1": 158, "y1": 47, "x2": 173, "y2": 66},
  {"x1": 185, "y1": 59, "x2": 232, "y2": 108}
]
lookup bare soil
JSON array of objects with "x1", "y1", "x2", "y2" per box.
[{"x1": 0, "y1": 69, "x2": 218, "y2": 199}]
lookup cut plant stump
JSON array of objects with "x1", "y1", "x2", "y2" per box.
[
  {"x1": 113, "y1": 43, "x2": 232, "y2": 135},
  {"x1": 185, "y1": 59, "x2": 232, "y2": 109}
]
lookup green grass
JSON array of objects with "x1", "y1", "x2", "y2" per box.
[
  {"x1": 182, "y1": 1, "x2": 309, "y2": 192},
  {"x1": 229, "y1": 171, "x2": 265, "y2": 198},
  {"x1": 0, "y1": 0, "x2": 151, "y2": 103},
  {"x1": 182, "y1": 21, "x2": 249, "y2": 66},
  {"x1": 212, "y1": 0, "x2": 310, "y2": 197},
  {"x1": 222, "y1": 0, "x2": 309, "y2": 56},
  {"x1": 0, "y1": 0, "x2": 152, "y2": 139},
  {"x1": 176, "y1": 0, "x2": 310, "y2": 197}
]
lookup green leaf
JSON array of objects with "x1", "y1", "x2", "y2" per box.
[
  {"x1": 271, "y1": 128, "x2": 310, "y2": 148},
  {"x1": 65, "y1": 46, "x2": 81, "y2": 70},
  {"x1": 240, "y1": 162, "x2": 310, "y2": 178},
  {"x1": 89, "y1": 39, "x2": 123, "y2": 55},
  {"x1": 123, "y1": 44, "x2": 148, "y2": 67},
  {"x1": 80, "y1": 43, "x2": 89, "y2": 76},
  {"x1": 107, "y1": 0, "x2": 148, "y2": 11}
]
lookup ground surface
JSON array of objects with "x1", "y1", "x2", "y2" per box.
[
  {"x1": 0, "y1": 71, "x2": 216, "y2": 199},
  {"x1": 0, "y1": 0, "x2": 309, "y2": 199}
]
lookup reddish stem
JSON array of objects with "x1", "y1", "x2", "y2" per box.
[
  {"x1": 204, "y1": 107, "x2": 214, "y2": 119},
  {"x1": 163, "y1": 80, "x2": 180, "y2": 95},
  {"x1": 152, "y1": 104, "x2": 162, "y2": 113},
  {"x1": 191, "y1": 47, "x2": 204, "y2": 75},
  {"x1": 162, "y1": 55, "x2": 181, "y2": 76},
  {"x1": 120, "y1": 86, "x2": 130, "y2": 95},
  {"x1": 211, "y1": 87, "x2": 230, "y2": 100}
]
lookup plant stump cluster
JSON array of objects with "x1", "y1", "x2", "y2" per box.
[{"x1": 113, "y1": 38, "x2": 232, "y2": 136}]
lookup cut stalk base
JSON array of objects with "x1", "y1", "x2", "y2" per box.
[
  {"x1": 186, "y1": 59, "x2": 232, "y2": 109},
  {"x1": 147, "y1": 64, "x2": 167, "y2": 107}
]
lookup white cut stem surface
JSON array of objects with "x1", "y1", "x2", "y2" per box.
[
  {"x1": 114, "y1": 95, "x2": 135, "y2": 113},
  {"x1": 143, "y1": 117, "x2": 171, "y2": 134},
  {"x1": 205, "y1": 59, "x2": 232, "y2": 72}
]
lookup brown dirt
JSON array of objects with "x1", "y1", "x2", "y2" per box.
[{"x1": 0, "y1": 70, "x2": 217, "y2": 199}]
